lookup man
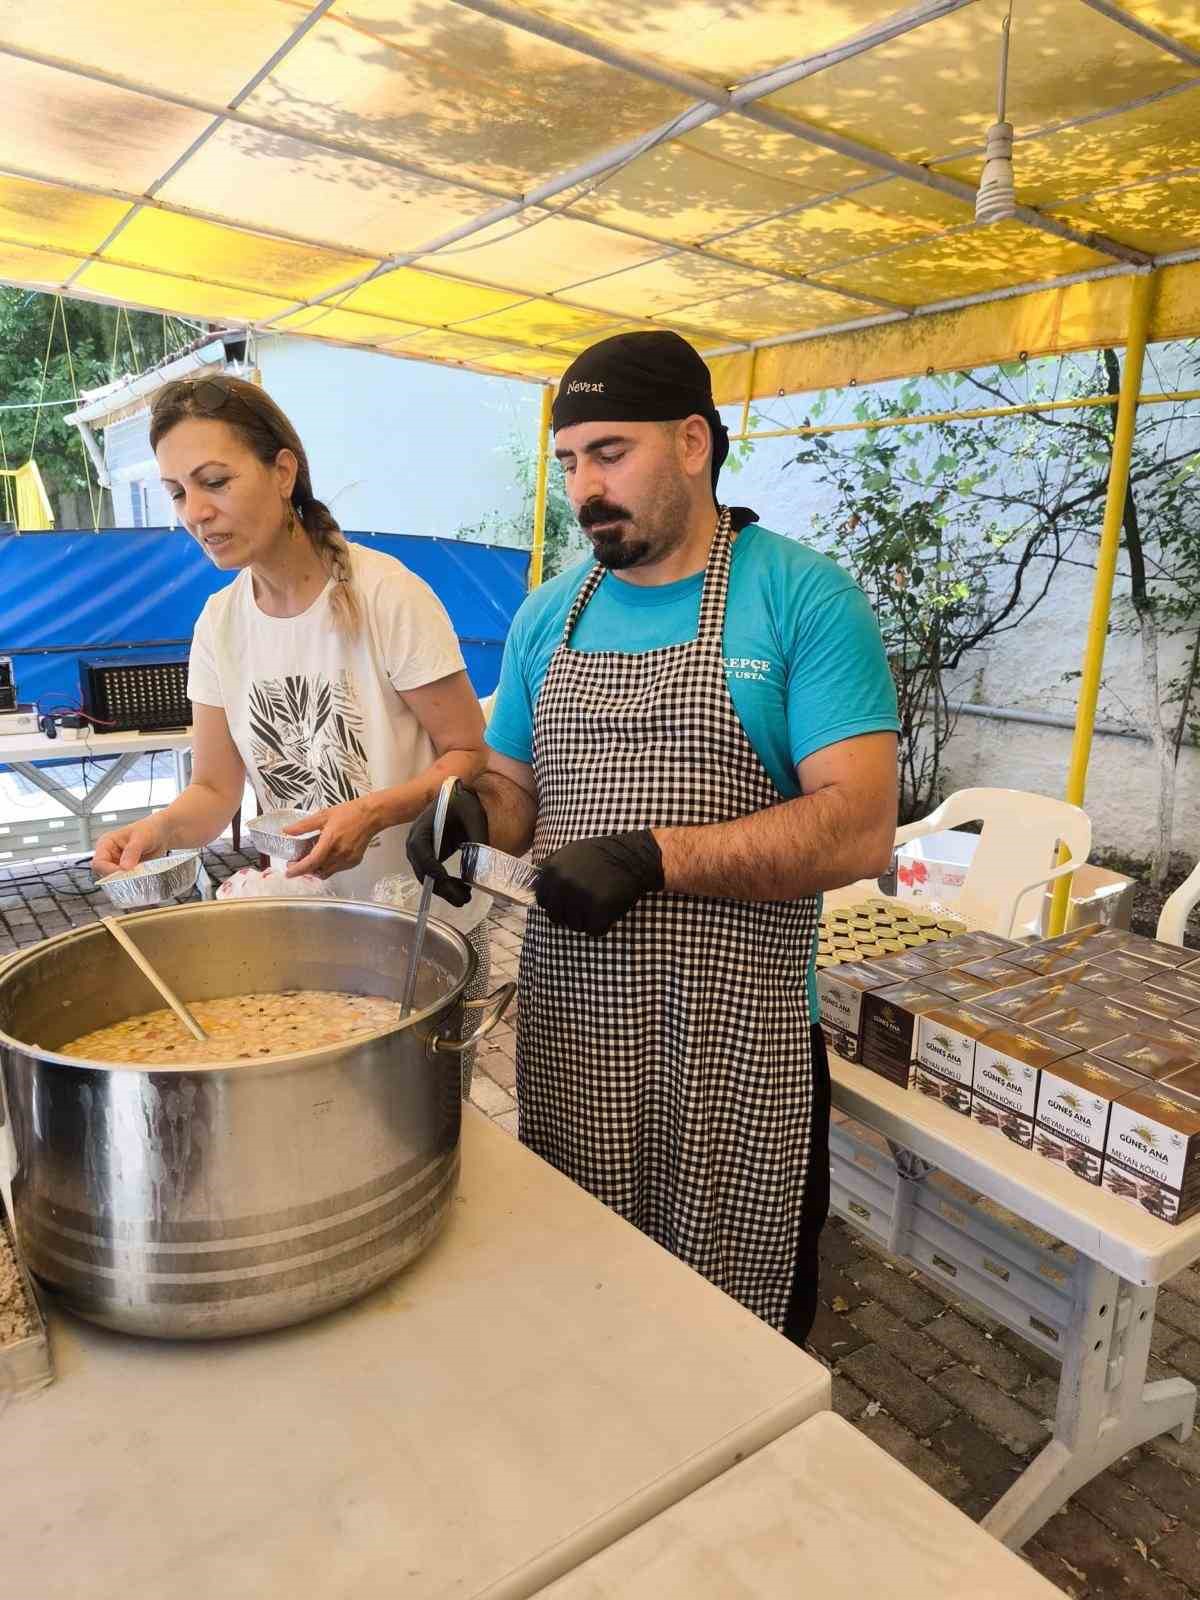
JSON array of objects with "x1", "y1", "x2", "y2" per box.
[{"x1": 409, "y1": 331, "x2": 898, "y2": 1343}]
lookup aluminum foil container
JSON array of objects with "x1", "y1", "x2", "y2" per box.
[
  {"x1": 460, "y1": 843, "x2": 541, "y2": 908},
  {"x1": 98, "y1": 851, "x2": 201, "y2": 909},
  {"x1": 245, "y1": 808, "x2": 320, "y2": 863}
]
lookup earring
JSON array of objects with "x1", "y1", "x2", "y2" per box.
[{"x1": 285, "y1": 501, "x2": 296, "y2": 536}]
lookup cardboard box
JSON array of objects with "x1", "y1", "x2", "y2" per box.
[
  {"x1": 895, "y1": 828, "x2": 977, "y2": 902},
  {"x1": 1090, "y1": 950, "x2": 1171, "y2": 984},
  {"x1": 980, "y1": 975, "x2": 1093, "y2": 1026},
  {"x1": 1027, "y1": 923, "x2": 1129, "y2": 957},
  {"x1": 865, "y1": 948, "x2": 947, "y2": 983},
  {"x1": 946, "y1": 932, "x2": 1023, "y2": 958},
  {"x1": 1070, "y1": 964, "x2": 1131, "y2": 997},
  {"x1": 1145, "y1": 968, "x2": 1200, "y2": 1008},
  {"x1": 1066, "y1": 991, "x2": 1163, "y2": 1031},
  {"x1": 1006, "y1": 946, "x2": 1091, "y2": 979},
  {"x1": 817, "y1": 961, "x2": 894, "y2": 1062},
  {"x1": 958, "y1": 954, "x2": 1031, "y2": 986},
  {"x1": 1103, "y1": 1070, "x2": 1200, "y2": 1223},
  {"x1": 970, "y1": 1026, "x2": 1080, "y2": 1150},
  {"x1": 922, "y1": 968, "x2": 1005, "y2": 1003},
  {"x1": 914, "y1": 1005, "x2": 995, "y2": 1115},
  {"x1": 1034, "y1": 1054, "x2": 1146, "y2": 1184},
  {"x1": 1093, "y1": 1031, "x2": 1200, "y2": 1082},
  {"x1": 1031, "y1": 1005, "x2": 1140, "y2": 1055},
  {"x1": 1103, "y1": 983, "x2": 1197, "y2": 1025},
  {"x1": 1121, "y1": 934, "x2": 1197, "y2": 971},
  {"x1": 860, "y1": 983, "x2": 945, "y2": 1088}
]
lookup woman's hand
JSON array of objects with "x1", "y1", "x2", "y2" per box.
[
  {"x1": 282, "y1": 798, "x2": 379, "y2": 879},
  {"x1": 92, "y1": 814, "x2": 172, "y2": 876}
]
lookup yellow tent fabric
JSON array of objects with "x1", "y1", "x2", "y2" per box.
[
  {"x1": 0, "y1": 460, "x2": 54, "y2": 530},
  {"x1": 0, "y1": 0, "x2": 1196, "y2": 394}
]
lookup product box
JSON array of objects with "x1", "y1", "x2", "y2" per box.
[
  {"x1": 1030, "y1": 1004, "x2": 1140, "y2": 1055},
  {"x1": 980, "y1": 975, "x2": 1093, "y2": 1026},
  {"x1": 817, "y1": 961, "x2": 894, "y2": 1062},
  {"x1": 1103, "y1": 983, "x2": 1197, "y2": 1026},
  {"x1": 970, "y1": 1027, "x2": 1080, "y2": 1150},
  {"x1": 1089, "y1": 950, "x2": 1171, "y2": 984},
  {"x1": 860, "y1": 983, "x2": 945, "y2": 1088},
  {"x1": 1027, "y1": 923, "x2": 1129, "y2": 958},
  {"x1": 913, "y1": 1005, "x2": 996, "y2": 1115},
  {"x1": 1093, "y1": 1031, "x2": 1200, "y2": 1082},
  {"x1": 1066, "y1": 991, "x2": 1164, "y2": 1032},
  {"x1": 1070, "y1": 964, "x2": 1132, "y2": 997},
  {"x1": 922, "y1": 968, "x2": 1005, "y2": 1004},
  {"x1": 865, "y1": 948, "x2": 948, "y2": 983},
  {"x1": 1103, "y1": 1068, "x2": 1200, "y2": 1223},
  {"x1": 894, "y1": 829, "x2": 977, "y2": 901},
  {"x1": 1034, "y1": 1054, "x2": 1146, "y2": 1184},
  {"x1": 1005, "y1": 946, "x2": 1090, "y2": 979},
  {"x1": 957, "y1": 954, "x2": 1031, "y2": 986},
  {"x1": 1145, "y1": 968, "x2": 1200, "y2": 1008},
  {"x1": 943, "y1": 931, "x2": 1023, "y2": 959},
  {"x1": 1121, "y1": 934, "x2": 1197, "y2": 971}
]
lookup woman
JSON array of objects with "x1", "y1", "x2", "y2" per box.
[{"x1": 93, "y1": 374, "x2": 491, "y2": 1086}]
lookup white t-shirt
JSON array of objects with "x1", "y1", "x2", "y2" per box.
[{"x1": 187, "y1": 542, "x2": 488, "y2": 930}]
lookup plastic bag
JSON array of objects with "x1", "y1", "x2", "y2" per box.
[
  {"x1": 216, "y1": 866, "x2": 335, "y2": 900},
  {"x1": 372, "y1": 872, "x2": 423, "y2": 912}
]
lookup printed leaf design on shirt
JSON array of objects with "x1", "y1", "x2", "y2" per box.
[{"x1": 248, "y1": 670, "x2": 371, "y2": 810}]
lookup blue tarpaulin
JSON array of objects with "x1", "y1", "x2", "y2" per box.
[{"x1": 0, "y1": 528, "x2": 528, "y2": 714}]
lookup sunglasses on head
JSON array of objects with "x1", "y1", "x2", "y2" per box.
[{"x1": 152, "y1": 376, "x2": 254, "y2": 417}]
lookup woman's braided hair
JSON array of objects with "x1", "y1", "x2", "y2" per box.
[{"x1": 149, "y1": 374, "x2": 361, "y2": 636}]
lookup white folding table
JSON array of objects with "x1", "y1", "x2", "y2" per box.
[
  {"x1": 534, "y1": 1411, "x2": 1063, "y2": 1599},
  {"x1": 0, "y1": 726, "x2": 193, "y2": 851},
  {"x1": 4, "y1": 1108, "x2": 830, "y2": 1600},
  {"x1": 823, "y1": 883, "x2": 1200, "y2": 1548}
]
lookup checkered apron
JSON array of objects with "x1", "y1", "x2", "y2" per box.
[{"x1": 518, "y1": 508, "x2": 820, "y2": 1328}]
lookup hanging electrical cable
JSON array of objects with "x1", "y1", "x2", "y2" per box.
[
  {"x1": 55, "y1": 297, "x2": 103, "y2": 532},
  {"x1": 976, "y1": 0, "x2": 1018, "y2": 225}
]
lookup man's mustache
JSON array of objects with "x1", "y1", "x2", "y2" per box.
[{"x1": 578, "y1": 501, "x2": 633, "y2": 530}]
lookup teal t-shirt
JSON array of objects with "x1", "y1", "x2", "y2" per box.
[{"x1": 487, "y1": 523, "x2": 899, "y2": 1021}]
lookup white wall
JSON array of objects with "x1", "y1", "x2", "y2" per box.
[
  {"x1": 718, "y1": 361, "x2": 1200, "y2": 864},
  {"x1": 257, "y1": 337, "x2": 539, "y2": 537}
]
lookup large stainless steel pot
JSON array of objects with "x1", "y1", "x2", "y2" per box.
[{"x1": 0, "y1": 899, "x2": 513, "y2": 1339}]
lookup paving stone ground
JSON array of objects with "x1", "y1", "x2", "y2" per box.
[{"x1": 5, "y1": 844, "x2": 1200, "y2": 1596}]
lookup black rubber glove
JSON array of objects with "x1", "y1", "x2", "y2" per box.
[
  {"x1": 405, "y1": 780, "x2": 489, "y2": 907},
  {"x1": 536, "y1": 830, "x2": 664, "y2": 937}
]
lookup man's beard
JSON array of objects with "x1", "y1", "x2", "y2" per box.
[{"x1": 578, "y1": 487, "x2": 688, "y2": 571}]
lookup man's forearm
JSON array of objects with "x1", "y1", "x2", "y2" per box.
[
  {"x1": 477, "y1": 769, "x2": 537, "y2": 856},
  {"x1": 655, "y1": 787, "x2": 894, "y2": 901}
]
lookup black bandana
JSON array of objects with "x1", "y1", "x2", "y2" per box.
[{"x1": 552, "y1": 331, "x2": 756, "y2": 524}]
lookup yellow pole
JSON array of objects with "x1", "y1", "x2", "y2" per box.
[
  {"x1": 528, "y1": 384, "x2": 553, "y2": 590},
  {"x1": 739, "y1": 350, "x2": 758, "y2": 440},
  {"x1": 1048, "y1": 272, "x2": 1158, "y2": 935},
  {"x1": 727, "y1": 388, "x2": 1200, "y2": 443}
]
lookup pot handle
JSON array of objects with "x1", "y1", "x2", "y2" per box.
[{"x1": 430, "y1": 982, "x2": 517, "y2": 1056}]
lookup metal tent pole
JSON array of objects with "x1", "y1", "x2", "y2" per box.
[
  {"x1": 1048, "y1": 271, "x2": 1158, "y2": 935},
  {"x1": 529, "y1": 385, "x2": 553, "y2": 590}
]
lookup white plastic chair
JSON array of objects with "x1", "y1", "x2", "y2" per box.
[
  {"x1": 894, "y1": 787, "x2": 1092, "y2": 938},
  {"x1": 1158, "y1": 860, "x2": 1200, "y2": 946}
]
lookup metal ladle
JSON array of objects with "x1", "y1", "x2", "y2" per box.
[
  {"x1": 101, "y1": 916, "x2": 208, "y2": 1042},
  {"x1": 399, "y1": 776, "x2": 457, "y2": 1018}
]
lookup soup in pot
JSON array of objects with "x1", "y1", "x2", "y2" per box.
[{"x1": 60, "y1": 989, "x2": 403, "y2": 1066}]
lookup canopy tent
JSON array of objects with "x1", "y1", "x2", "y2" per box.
[
  {"x1": 0, "y1": 1, "x2": 1195, "y2": 388},
  {"x1": 1, "y1": 0, "x2": 1198, "y2": 930}
]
